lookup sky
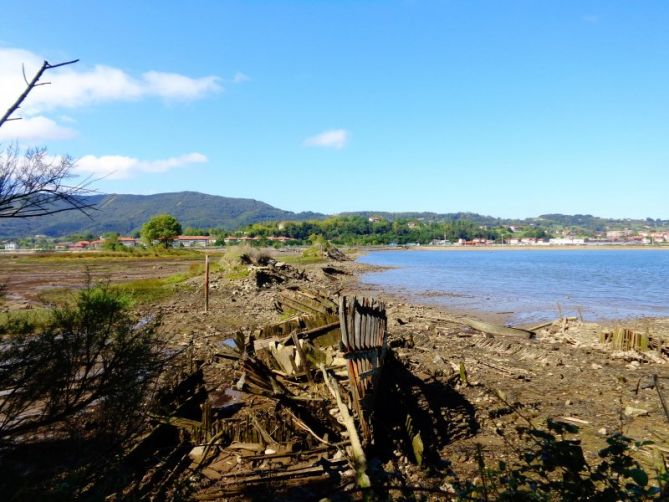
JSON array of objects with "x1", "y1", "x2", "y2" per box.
[{"x1": 1, "y1": 1, "x2": 668, "y2": 219}]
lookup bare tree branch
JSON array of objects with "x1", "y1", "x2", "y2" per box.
[
  {"x1": 0, "y1": 58, "x2": 99, "y2": 219},
  {"x1": 0, "y1": 145, "x2": 97, "y2": 219},
  {"x1": 0, "y1": 58, "x2": 79, "y2": 128}
]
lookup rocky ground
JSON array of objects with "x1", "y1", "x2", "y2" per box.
[
  {"x1": 2, "y1": 249, "x2": 667, "y2": 499},
  {"x1": 147, "y1": 249, "x2": 669, "y2": 498}
]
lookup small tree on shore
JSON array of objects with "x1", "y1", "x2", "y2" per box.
[{"x1": 141, "y1": 214, "x2": 182, "y2": 248}]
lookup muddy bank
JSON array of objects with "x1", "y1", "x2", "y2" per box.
[
  {"x1": 2, "y1": 247, "x2": 667, "y2": 499},
  {"x1": 145, "y1": 249, "x2": 668, "y2": 499}
]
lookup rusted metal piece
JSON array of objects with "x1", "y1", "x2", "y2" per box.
[{"x1": 338, "y1": 296, "x2": 387, "y2": 445}]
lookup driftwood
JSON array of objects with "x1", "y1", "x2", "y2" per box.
[
  {"x1": 276, "y1": 289, "x2": 338, "y2": 317},
  {"x1": 322, "y1": 266, "x2": 350, "y2": 276},
  {"x1": 601, "y1": 327, "x2": 650, "y2": 352},
  {"x1": 320, "y1": 365, "x2": 371, "y2": 489},
  {"x1": 655, "y1": 375, "x2": 669, "y2": 423},
  {"x1": 459, "y1": 317, "x2": 535, "y2": 339},
  {"x1": 559, "y1": 416, "x2": 589, "y2": 425},
  {"x1": 280, "y1": 321, "x2": 341, "y2": 345},
  {"x1": 529, "y1": 317, "x2": 578, "y2": 332},
  {"x1": 195, "y1": 462, "x2": 343, "y2": 499}
]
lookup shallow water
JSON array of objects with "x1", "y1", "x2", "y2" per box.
[{"x1": 357, "y1": 249, "x2": 669, "y2": 323}]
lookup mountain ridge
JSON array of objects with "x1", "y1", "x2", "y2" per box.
[
  {"x1": 0, "y1": 191, "x2": 325, "y2": 238},
  {"x1": 0, "y1": 191, "x2": 667, "y2": 238}
]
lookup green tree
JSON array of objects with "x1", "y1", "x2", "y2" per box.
[
  {"x1": 102, "y1": 232, "x2": 123, "y2": 251},
  {"x1": 141, "y1": 214, "x2": 182, "y2": 248}
]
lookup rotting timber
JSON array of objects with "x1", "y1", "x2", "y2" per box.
[
  {"x1": 109, "y1": 271, "x2": 403, "y2": 500},
  {"x1": 194, "y1": 290, "x2": 390, "y2": 499}
]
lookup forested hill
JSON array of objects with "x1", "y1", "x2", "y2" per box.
[
  {"x1": 0, "y1": 191, "x2": 324, "y2": 238},
  {"x1": 341, "y1": 212, "x2": 668, "y2": 232},
  {"x1": 2, "y1": 190, "x2": 666, "y2": 239},
  {"x1": 340, "y1": 211, "x2": 503, "y2": 226}
]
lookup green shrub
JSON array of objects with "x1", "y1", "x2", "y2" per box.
[
  {"x1": 218, "y1": 245, "x2": 265, "y2": 279},
  {"x1": 0, "y1": 284, "x2": 163, "y2": 442},
  {"x1": 449, "y1": 419, "x2": 667, "y2": 500}
]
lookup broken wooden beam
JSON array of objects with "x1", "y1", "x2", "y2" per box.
[{"x1": 459, "y1": 317, "x2": 536, "y2": 339}]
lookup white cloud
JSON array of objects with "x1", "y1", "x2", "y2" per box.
[
  {"x1": 74, "y1": 152, "x2": 207, "y2": 180},
  {"x1": 0, "y1": 48, "x2": 222, "y2": 115},
  {"x1": 0, "y1": 116, "x2": 76, "y2": 141},
  {"x1": 143, "y1": 71, "x2": 221, "y2": 100},
  {"x1": 0, "y1": 47, "x2": 225, "y2": 142},
  {"x1": 303, "y1": 129, "x2": 349, "y2": 150}
]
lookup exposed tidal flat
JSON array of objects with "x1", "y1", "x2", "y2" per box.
[{"x1": 357, "y1": 248, "x2": 669, "y2": 324}]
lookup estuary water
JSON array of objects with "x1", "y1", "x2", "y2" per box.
[{"x1": 357, "y1": 249, "x2": 669, "y2": 323}]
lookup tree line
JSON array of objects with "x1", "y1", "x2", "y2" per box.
[{"x1": 230, "y1": 216, "x2": 551, "y2": 245}]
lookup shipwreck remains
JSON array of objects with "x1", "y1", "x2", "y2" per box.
[{"x1": 107, "y1": 288, "x2": 391, "y2": 499}]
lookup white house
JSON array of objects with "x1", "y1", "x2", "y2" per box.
[
  {"x1": 173, "y1": 235, "x2": 216, "y2": 247},
  {"x1": 549, "y1": 238, "x2": 586, "y2": 245}
]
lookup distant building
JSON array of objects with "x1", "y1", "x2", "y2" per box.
[
  {"x1": 368, "y1": 216, "x2": 384, "y2": 223},
  {"x1": 650, "y1": 232, "x2": 669, "y2": 243},
  {"x1": 4, "y1": 241, "x2": 18, "y2": 251},
  {"x1": 118, "y1": 237, "x2": 138, "y2": 247},
  {"x1": 457, "y1": 238, "x2": 493, "y2": 246},
  {"x1": 606, "y1": 230, "x2": 632, "y2": 240},
  {"x1": 549, "y1": 238, "x2": 586, "y2": 245},
  {"x1": 69, "y1": 240, "x2": 90, "y2": 250},
  {"x1": 507, "y1": 238, "x2": 551, "y2": 246},
  {"x1": 223, "y1": 235, "x2": 291, "y2": 244},
  {"x1": 224, "y1": 236, "x2": 259, "y2": 244},
  {"x1": 173, "y1": 235, "x2": 216, "y2": 247}
]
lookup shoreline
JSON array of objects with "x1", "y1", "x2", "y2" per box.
[{"x1": 359, "y1": 244, "x2": 669, "y2": 252}]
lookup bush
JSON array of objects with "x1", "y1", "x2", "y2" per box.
[
  {"x1": 219, "y1": 245, "x2": 272, "y2": 279},
  {"x1": 449, "y1": 419, "x2": 668, "y2": 500},
  {"x1": 0, "y1": 283, "x2": 162, "y2": 443}
]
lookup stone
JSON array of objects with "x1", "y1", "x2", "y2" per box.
[
  {"x1": 624, "y1": 406, "x2": 649, "y2": 417},
  {"x1": 189, "y1": 446, "x2": 205, "y2": 463}
]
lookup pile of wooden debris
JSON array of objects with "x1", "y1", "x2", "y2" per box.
[{"x1": 112, "y1": 287, "x2": 395, "y2": 500}]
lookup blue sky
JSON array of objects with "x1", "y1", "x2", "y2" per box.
[{"x1": 1, "y1": 1, "x2": 667, "y2": 218}]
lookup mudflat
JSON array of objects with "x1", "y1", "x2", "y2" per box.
[
  {"x1": 2, "y1": 248, "x2": 668, "y2": 497},
  {"x1": 146, "y1": 249, "x2": 669, "y2": 492}
]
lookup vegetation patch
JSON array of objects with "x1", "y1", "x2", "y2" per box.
[
  {"x1": 0, "y1": 309, "x2": 51, "y2": 336},
  {"x1": 31, "y1": 261, "x2": 215, "y2": 308},
  {"x1": 15, "y1": 248, "x2": 202, "y2": 264},
  {"x1": 109, "y1": 262, "x2": 217, "y2": 304},
  {"x1": 281, "y1": 254, "x2": 326, "y2": 265},
  {"x1": 218, "y1": 246, "x2": 262, "y2": 280}
]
